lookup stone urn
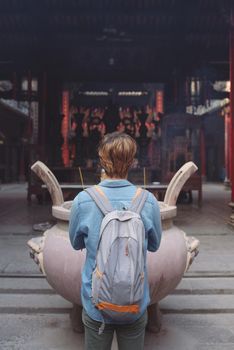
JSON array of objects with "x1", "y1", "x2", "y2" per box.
[{"x1": 28, "y1": 161, "x2": 199, "y2": 332}]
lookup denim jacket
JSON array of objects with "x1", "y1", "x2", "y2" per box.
[{"x1": 69, "y1": 179, "x2": 162, "y2": 323}]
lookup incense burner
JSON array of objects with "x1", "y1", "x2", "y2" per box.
[{"x1": 28, "y1": 161, "x2": 199, "y2": 332}]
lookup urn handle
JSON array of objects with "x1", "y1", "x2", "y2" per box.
[
  {"x1": 164, "y1": 161, "x2": 198, "y2": 206},
  {"x1": 31, "y1": 161, "x2": 64, "y2": 206}
]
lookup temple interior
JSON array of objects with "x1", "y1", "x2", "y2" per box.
[{"x1": 0, "y1": 0, "x2": 233, "y2": 205}]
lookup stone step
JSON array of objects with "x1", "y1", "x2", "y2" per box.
[
  {"x1": 1, "y1": 314, "x2": 234, "y2": 350},
  {"x1": 0, "y1": 294, "x2": 72, "y2": 314},
  {"x1": 160, "y1": 294, "x2": 234, "y2": 314},
  {"x1": 185, "y1": 271, "x2": 234, "y2": 278},
  {"x1": 1, "y1": 291, "x2": 234, "y2": 315},
  {"x1": 0, "y1": 277, "x2": 54, "y2": 294},
  {"x1": 1, "y1": 276, "x2": 234, "y2": 295},
  {"x1": 174, "y1": 277, "x2": 234, "y2": 294}
]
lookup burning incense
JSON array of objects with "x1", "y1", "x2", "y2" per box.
[
  {"x1": 78, "y1": 167, "x2": 84, "y2": 188},
  {"x1": 143, "y1": 167, "x2": 146, "y2": 186}
]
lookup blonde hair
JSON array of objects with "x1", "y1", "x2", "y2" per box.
[{"x1": 98, "y1": 132, "x2": 137, "y2": 179}]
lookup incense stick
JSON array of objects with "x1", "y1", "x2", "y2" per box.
[
  {"x1": 143, "y1": 167, "x2": 146, "y2": 186},
  {"x1": 78, "y1": 167, "x2": 84, "y2": 188}
]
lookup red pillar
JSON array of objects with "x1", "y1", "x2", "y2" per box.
[
  {"x1": 229, "y1": 6, "x2": 234, "y2": 226},
  {"x1": 38, "y1": 72, "x2": 47, "y2": 161},
  {"x1": 230, "y1": 11, "x2": 234, "y2": 202},
  {"x1": 224, "y1": 112, "x2": 230, "y2": 182},
  {"x1": 61, "y1": 91, "x2": 70, "y2": 167}
]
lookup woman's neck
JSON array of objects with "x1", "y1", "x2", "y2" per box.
[{"x1": 101, "y1": 174, "x2": 127, "y2": 181}]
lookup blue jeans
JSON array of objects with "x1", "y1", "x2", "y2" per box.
[{"x1": 82, "y1": 309, "x2": 148, "y2": 350}]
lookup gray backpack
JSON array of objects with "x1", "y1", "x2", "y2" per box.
[{"x1": 85, "y1": 186, "x2": 148, "y2": 324}]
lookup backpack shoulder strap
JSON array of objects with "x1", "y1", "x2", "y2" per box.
[
  {"x1": 129, "y1": 188, "x2": 148, "y2": 214},
  {"x1": 85, "y1": 185, "x2": 113, "y2": 215}
]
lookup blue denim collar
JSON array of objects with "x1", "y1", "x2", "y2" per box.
[{"x1": 98, "y1": 179, "x2": 132, "y2": 188}]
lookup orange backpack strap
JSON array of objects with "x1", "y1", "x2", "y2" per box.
[
  {"x1": 85, "y1": 186, "x2": 113, "y2": 215},
  {"x1": 96, "y1": 301, "x2": 140, "y2": 314},
  {"x1": 130, "y1": 188, "x2": 148, "y2": 214}
]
